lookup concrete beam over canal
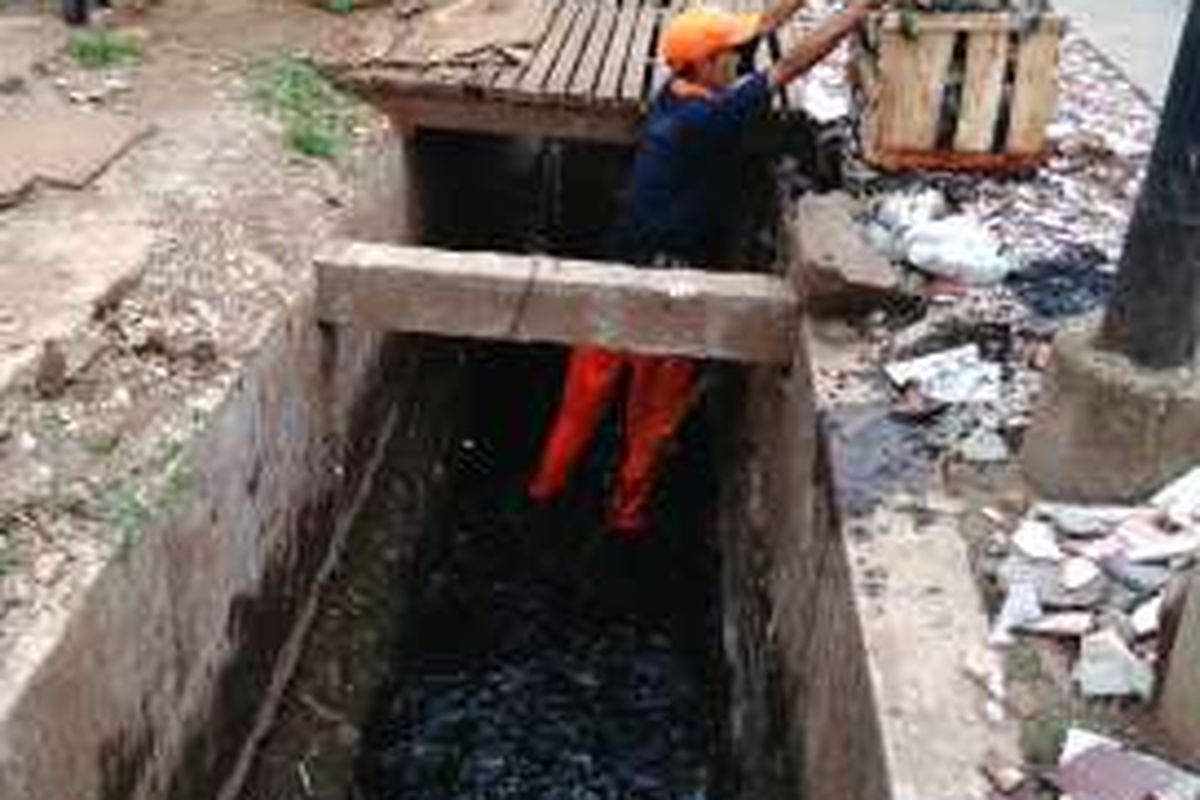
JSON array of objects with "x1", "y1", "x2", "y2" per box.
[{"x1": 315, "y1": 241, "x2": 799, "y2": 364}]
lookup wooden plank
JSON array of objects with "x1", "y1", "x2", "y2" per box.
[
  {"x1": 953, "y1": 28, "x2": 1008, "y2": 151},
  {"x1": 876, "y1": 27, "x2": 956, "y2": 150},
  {"x1": 568, "y1": 4, "x2": 619, "y2": 98},
  {"x1": 500, "y1": 0, "x2": 578, "y2": 91},
  {"x1": 545, "y1": 1, "x2": 602, "y2": 96},
  {"x1": 876, "y1": 11, "x2": 1058, "y2": 34},
  {"x1": 471, "y1": 0, "x2": 558, "y2": 90},
  {"x1": 623, "y1": 2, "x2": 659, "y2": 101},
  {"x1": 377, "y1": 90, "x2": 642, "y2": 141},
  {"x1": 596, "y1": 1, "x2": 642, "y2": 101},
  {"x1": 315, "y1": 240, "x2": 798, "y2": 364},
  {"x1": 1006, "y1": 24, "x2": 1061, "y2": 153}
]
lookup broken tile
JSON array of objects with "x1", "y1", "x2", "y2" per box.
[
  {"x1": 1061, "y1": 556, "x2": 1102, "y2": 591},
  {"x1": 1101, "y1": 555, "x2": 1173, "y2": 595},
  {"x1": 1053, "y1": 743, "x2": 1200, "y2": 800},
  {"x1": 1151, "y1": 465, "x2": 1200, "y2": 521},
  {"x1": 883, "y1": 344, "x2": 1002, "y2": 405},
  {"x1": 1012, "y1": 519, "x2": 1064, "y2": 562},
  {"x1": 958, "y1": 426, "x2": 1010, "y2": 463},
  {"x1": 1019, "y1": 611, "x2": 1094, "y2": 638},
  {"x1": 1058, "y1": 727, "x2": 1121, "y2": 766},
  {"x1": 1130, "y1": 594, "x2": 1164, "y2": 638},
  {"x1": 1073, "y1": 628, "x2": 1154, "y2": 700},
  {"x1": 982, "y1": 749, "x2": 1026, "y2": 794},
  {"x1": 1095, "y1": 608, "x2": 1137, "y2": 644},
  {"x1": 990, "y1": 581, "x2": 1043, "y2": 646},
  {"x1": 999, "y1": 553, "x2": 1108, "y2": 609},
  {"x1": 1117, "y1": 517, "x2": 1200, "y2": 563},
  {"x1": 1072, "y1": 533, "x2": 1128, "y2": 562},
  {"x1": 1033, "y1": 502, "x2": 1138, "y2": 538}
]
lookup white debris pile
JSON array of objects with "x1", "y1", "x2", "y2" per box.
[
  {"x1": 864, "y1": 189, "x2": 1016, "y2": 285},
  {"x1": 985, "y1": 466, "x2": 1200, "y2": 700},
  {"x1": 881, "y1": 324, "x2": 1045, "y2": 462},
  {"x1": 837, "y1": 32, "x2": 1155, "y2": 268}
]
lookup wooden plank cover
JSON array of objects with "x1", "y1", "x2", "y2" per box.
[
  {"x1": 953, "y1": 28, "x2": 1008, "y2": 152},
  {"x1": 471, "y1": 0, "x2": 558, "y2": 90},
  {"x1": 315, "y1": 240, "x2": 799, "y2": 364},
  {"x1": 1006, "y1": 21, "x2": 1062, "y2": 153},
  {"x1": 513, "y1": 0, "x2": 580, "y2": 91},
  {"x1": 596, "y1": 2, "x2": 642, "y2": 101},
  {"x1": 876, "y1": 26, "x2": 956, "y2": 150},
  {"x1": 544, "y1": 1, "x2": 601, "y2": 96},
  {"x1": 569, "y1": 4, "x2": 619, "y2": 98},
  {"x1": 623, "y1": 2, "x2": 659, "y2": 101}
]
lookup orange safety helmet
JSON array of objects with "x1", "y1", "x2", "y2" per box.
[{"x1": 659, "y1": 7, "x2": 761, "y2": 72}]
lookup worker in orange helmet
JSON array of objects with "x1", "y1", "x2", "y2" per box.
[{"x1": 529, "y1": 0, "x2": 883, "y2": 536}]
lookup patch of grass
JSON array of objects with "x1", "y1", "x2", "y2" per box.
[
  {"x1": 0, "y1": 543, "x2": 15, "y2": 578},
  {"x1": 287, "y1": 119, "x2": 343, "y2": 160},
  {"x1": 250, "y1": 56, "x2": 359, "y2": 160},
  {"x1": 327, "y1": 0, "x2": 355, "y2": 15},
  {"x1": 102, "y1": 481, "x2": 150, "y2": 553},
  {"x1": 1007, "y1": 641, "x2": 1044, "y2": 685},
  {"x1": 97, "y1": 429, "x2": 199, "y2": 554},
  {"x1": 1021, "y1": 713, "x2": 1068, "y2": 768},
  {"x1": 69, "y1": 30, "x2": 142, "y2": 70},
  {"x1": 84, "y1": 431, "x2": 123, "y2": 457}
]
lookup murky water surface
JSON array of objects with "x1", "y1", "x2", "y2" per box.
[{"x1": 357, "y1": 349, "x2": 721, "y2": 800}]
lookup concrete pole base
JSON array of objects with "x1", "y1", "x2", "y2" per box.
[{"x1": 1021, "y1": 318, "x2": 1200, "y2": 503}]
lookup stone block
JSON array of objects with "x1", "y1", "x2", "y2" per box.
[
  {"x1": 1022, "y1": 318, "x2": 1200, "y2": 502},
  {"x1": 793, "y1": 192, "x2": 902, "y2": 314},
  {"x1": 315, "y1": 241, "x2": 799, "y2": 364}
]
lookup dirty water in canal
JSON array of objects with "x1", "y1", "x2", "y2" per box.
[
  {"x1": 358, "y1": 345, "x2": 723, "y2": 800},
  {"x1": 240, "y1": 133, "x2": 728, "y2": 800}
]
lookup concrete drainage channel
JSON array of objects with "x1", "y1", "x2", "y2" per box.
[{"x1": 0, "y1": 129, "x2": 981, "y2": 800}]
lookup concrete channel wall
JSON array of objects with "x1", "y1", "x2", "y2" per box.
[
  {"x1": 0, "y1": 139, "x2": 473, "y2": 800},
  {"x1": 0, "y1": 299, "x2": 390, "y2": 800},
  {"x1": 714, "y1": 318, "x2": 889, "y2": 800},
  {"x1": 715, "y1": 202, "x2": 1015, "y2": 800}
]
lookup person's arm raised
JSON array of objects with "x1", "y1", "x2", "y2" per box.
[
  {"x1": 756, "y1": 0, "x2": 806, "y2": 37},
  {"x1": 767, "y1": 0, "x2": 878, "y2": 88}
]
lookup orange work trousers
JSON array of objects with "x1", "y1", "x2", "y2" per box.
[{"x1": 528, "y1": 346, "x2": 696, "y2": 535}]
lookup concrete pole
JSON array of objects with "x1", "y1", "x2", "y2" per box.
[
  {"x1": 1093, "y1": 0, "x2": 1200, "y2": 757},
  {"x1": 1098, "y1": 0, "x2": 1200, "y2": 368}
]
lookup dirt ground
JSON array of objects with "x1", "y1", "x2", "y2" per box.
[{"x1": 0, "y1": 0, "x2": 394, "y2": 675}]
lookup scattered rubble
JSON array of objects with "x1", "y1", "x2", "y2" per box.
[
  {"x1": 982, "y1": 464, "x2": 1200, "y2": 702},
  {"x1": 1073, "y1": 628, "x2": 1154, "y2": 700},
  {"x1": 1052, "y1": 731, "x2": 1200, "y2": 800},
  {"x1": 982, "y1": 748, "x2": 1027, "y2": 794},
  {"x1": 884, "y1": 344, "x2": 1002, "y2": 405}
]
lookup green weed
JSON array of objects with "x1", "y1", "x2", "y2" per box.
[
  {"x1": 69, "y1": 30, "x2": 142, "y2": 69},
  {"x1": 328, "y1": 0, "x2": 355, "y2": 15},
  {"x1": 102, "y1": 482, "x2": 149, "y2": 552},
  {"x1": 1021, "y1": 713, "x2": 1067, "y2": 768},
  {"x1": 250, "y1": 56, "x2": 358, "y2": 160}
]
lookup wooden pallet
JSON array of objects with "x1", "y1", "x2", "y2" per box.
[
  {"x1": 342, "y1": 0, "x2": 809, "y2": 144},
  {"x1": 853, "y1": 11, "x2": 1063, "y2": 172}
]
